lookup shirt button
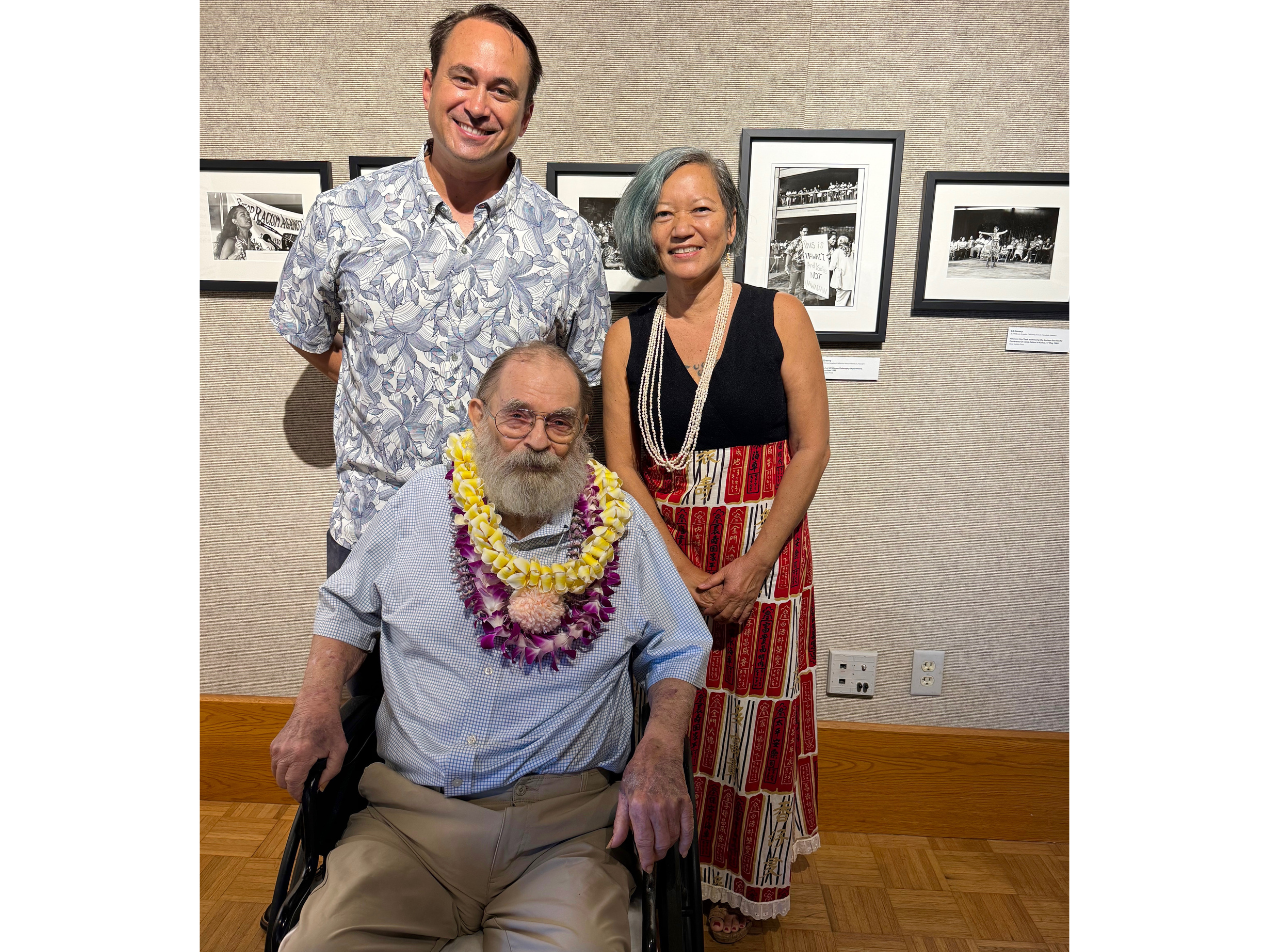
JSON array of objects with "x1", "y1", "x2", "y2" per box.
[
  {"x1": 467, "y1": 735, "x2": 477, "y2": 746},
  {"x1": 484, "y1": 667, "x2": 492, "y2": 676}
]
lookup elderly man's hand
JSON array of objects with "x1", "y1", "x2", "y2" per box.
[
  {"x1": 269, "y1": 695, "x2": 348, "y2": 802},
  {"x1": 608, "y1": 734, "x2": 695, "y2": 872}
]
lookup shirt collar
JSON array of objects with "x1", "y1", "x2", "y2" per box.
[
  {"x1": 413, "y1": 140, "x2": 523, "y2": 223},
  {"x1": 502, "y1": 504, "x2": 575, "y2": 549}
]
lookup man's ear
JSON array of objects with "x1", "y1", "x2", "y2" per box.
[
  {"x1": 519, "y1": 99, "x2": 534, "y2": 136},
  {"x1": 468, "y1": 398, "x2": 485, "y2": 426},
  {"x1": 422, "y1": 68, "x2": 433, "y2": 108}
]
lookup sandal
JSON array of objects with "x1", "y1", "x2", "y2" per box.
[{"x1": 706, "y1": 902, "x2": 750, "y2": 945}]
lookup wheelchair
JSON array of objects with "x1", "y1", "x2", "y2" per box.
[{"x1": 261, "y1": 656, "x2": 705, "y2": 952}]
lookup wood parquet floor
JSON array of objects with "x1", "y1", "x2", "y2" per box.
[{"x1": 201, "y1": 800, "x2": 1068, "y2": 952}]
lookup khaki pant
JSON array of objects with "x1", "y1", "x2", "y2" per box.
[{"x1": 281, "y1": 763, "x2": 635, "y2": 952}]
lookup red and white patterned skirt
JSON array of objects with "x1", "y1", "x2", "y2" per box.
[{"x1": 642, "y1": 439, "x2": 820, "y2": 920}]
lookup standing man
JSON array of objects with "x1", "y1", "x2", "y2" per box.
[
  {"x1": 787, "y1": 226, "x2": 809, "y2": 300},
  {"x1": 269, "y1": 4, "x2": 610, "y2": 590}
]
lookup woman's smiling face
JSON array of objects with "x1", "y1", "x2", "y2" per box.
[{"x1": 650, "y1": 163, "x2": 735, "y2": 284}]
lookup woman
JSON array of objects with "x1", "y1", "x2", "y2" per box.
[
  {"x1": 601, "y1": 148, "x2": 830, "y2": 944},
  {"x1": 215, "y1": 204, "x2": 258, "y2": 260}
]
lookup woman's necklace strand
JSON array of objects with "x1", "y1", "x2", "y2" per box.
[{"x1": 638, "y1": 279, "x2": 734, "y2": 471}]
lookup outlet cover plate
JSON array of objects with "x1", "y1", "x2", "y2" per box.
[
  {"x1": 828, "y1": 649, "x2": 878, "y2": 697},
  {"x1": 911, "y1": 649, "x2": 945, "y2": 696}
]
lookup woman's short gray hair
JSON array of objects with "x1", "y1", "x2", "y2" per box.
[{"x1": 613, "y1": 148, "x2": 747, "y2": 281}]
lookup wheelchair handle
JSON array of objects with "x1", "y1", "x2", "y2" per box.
[
  {"x1": 302, "y1": 758, "x2": 327, "y2": 812},
  {"x1": 296, "y1": 759, "x2": 329, "y2": 884}
]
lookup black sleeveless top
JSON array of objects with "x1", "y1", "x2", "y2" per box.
[{"x1": 624, "y1": 283, "x2": 789, "y2": 455}]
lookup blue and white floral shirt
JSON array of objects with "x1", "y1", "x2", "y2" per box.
[{"x1": 270, "y1": 143, "x2": 612, "y2": 548}]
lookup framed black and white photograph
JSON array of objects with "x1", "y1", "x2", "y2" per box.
[
  {"x1": 912, "y1": 171, "x2": 1069, "y2": 316},
  {"x1": 200, "y1": 160, "x2": 332, "y2": 292},
  {"x1": 545, "y1": 163, "x2": 666, "y2": 303},
  {"x1": 736, "y1": 129, "x2": 904, "y2": 344},
  {"x1": 348, "y1": 155, "x2": 412, "y2": 179}
]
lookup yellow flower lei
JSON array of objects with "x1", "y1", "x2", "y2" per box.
[{"x1": 445, "y1": 430, "x2": 633, "y2": 596}]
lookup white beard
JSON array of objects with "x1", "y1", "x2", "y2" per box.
[{"x1": 471, "y1": 422, "x2": 591, "y2": 524}]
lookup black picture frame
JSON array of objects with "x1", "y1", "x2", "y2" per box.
[
  {"x1": 201, "y1": 159, "x2": 332, "y2": 293},
  {"x1": 735, "y1": 129, "x2": 905, "y2": 345},
  {"x1": 912, "y1": 171, "x2": 1069, "y2": 317},
  {"x1": 348, "y1": 155, "x2": 412, "y2": 179},
  {"x1": 545, "y1": 162, "x2": 665, "y2": 305}
]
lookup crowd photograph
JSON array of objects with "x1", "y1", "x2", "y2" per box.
[
  {"x1": 761, "y1": 165, "x2": 866, "y2": 307},
  {"x1": 775, "y1": 166, "x2": 861, "y2": 207},
  {"x1": 946, "y1": 205, "x2": 1060, "y2": 279},
  {"x1": 579, "y1": 195, "x2": 625, "y2": 271}
]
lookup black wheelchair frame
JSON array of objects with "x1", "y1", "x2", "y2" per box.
[{"x1": 261, "y1": 688, "x2": 704, "y2": 952}]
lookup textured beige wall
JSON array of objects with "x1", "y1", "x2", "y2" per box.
[{"x1": 200, "y1": 0, "x2": 1068, "y2": 730}]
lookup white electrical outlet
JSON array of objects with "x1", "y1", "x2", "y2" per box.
[
  {"x1": 911, "y1": 649, "x2": 945, "y2": 696},
  {"x1": 827, "y1": 649, "x2": 878, "y2": 697}
]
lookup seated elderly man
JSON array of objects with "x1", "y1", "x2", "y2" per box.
[{"x1": 270, "y1": 341, "x2": 712, "y2": 952}]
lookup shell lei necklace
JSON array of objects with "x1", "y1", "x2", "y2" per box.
[
  {"x1": 445, "y1": 430, "x2": 633, "y2": 671},
  {"x1": 637, "y1": 278, "x2": 734, "y2": 471}
]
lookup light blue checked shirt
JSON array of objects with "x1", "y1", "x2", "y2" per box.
[
  {"x1": 315, "y1": 464, "x2": 712, "y2": 797},
  {"x1": 270, "y1": 142, "x2": 611, "y2": 549}
]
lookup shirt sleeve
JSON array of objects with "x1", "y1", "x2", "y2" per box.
[
  {"x1": 564, "y1": 223, "x2": 612, "y2": 386},
  {"x1": 625, "y1": 498, "x2": 713, "y2": 690},
  {"x1": 269, "y1": 193, "x2": 341, "y2": 354},
  {"x1": 314, "y1": 495, "x2": 400, "y2": 651}
]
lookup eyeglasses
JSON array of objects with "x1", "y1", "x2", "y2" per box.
[{"x1": 492, "y1": 404, "x2": 579, "y2": 443}]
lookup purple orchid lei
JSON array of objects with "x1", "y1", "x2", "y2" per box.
[{"x1": 448, "y1": 466, "x2": 622, "y2": 672}]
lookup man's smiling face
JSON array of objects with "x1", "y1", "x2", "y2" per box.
[{"x1": 422, "y1": 17, "x2": 534, "y2": 176}]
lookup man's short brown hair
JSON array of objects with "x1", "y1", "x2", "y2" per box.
[{"x1": 430, "y1": 4, "x2": 544, "y2": 103}]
